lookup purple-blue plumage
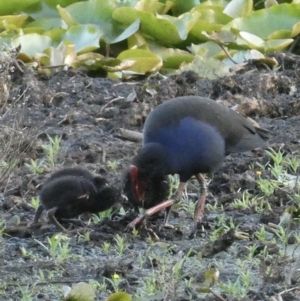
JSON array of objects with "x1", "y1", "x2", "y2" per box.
[{"x1": 144, "y1": 117, "x2": 225, "y2": 181}]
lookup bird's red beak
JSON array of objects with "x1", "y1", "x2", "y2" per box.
[{"x1": 130, "y1": 165, "x2": 144, "y2": 201}]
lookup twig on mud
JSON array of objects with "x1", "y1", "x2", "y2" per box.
[
  {"x1": 102, "y1": 148, "x2": 106, "y2": 163},
  {"x1": 99, "y1": 96, "x2": 124, "y2": 114},
  {"x1": 277, "y1": 286, "x2": 300, "y2": 296},
  {"x1": 209, "y1": 289, "x2": 227, "y2": 301},
  {"x1": 3, "y1": 279, "x2": 93, "y2": 287},
  {"x1": 115, "y1": 128, "x2": 143, "y2": 142}
]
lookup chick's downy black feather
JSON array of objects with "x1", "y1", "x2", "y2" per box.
[{"x1": 34, "y1": 167, "x2": 120, "y2": 232}]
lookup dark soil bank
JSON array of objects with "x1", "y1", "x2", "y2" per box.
[{"x1": 1, "y1": 52, "x2": 300, "y2": 300}]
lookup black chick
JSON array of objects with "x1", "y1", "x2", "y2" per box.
[{"x1": 33, "y1": 167, "x2": 120, "y2": 232}]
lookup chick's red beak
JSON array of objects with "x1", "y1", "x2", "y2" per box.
[{"x1": 130, "y1": 165, "x2": 145, "y2": 201}]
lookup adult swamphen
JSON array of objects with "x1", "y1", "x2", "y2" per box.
[
  {"x1": 34, "y1": 167, "x2": 120, "y2": 232},
  {"x1": 124, "y1": 96, "x2": 268, "y2": 235}
]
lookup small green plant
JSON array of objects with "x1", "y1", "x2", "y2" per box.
[
  {"x1": 143, "y1": 277, "x2": 157, "y2": 295},
  {"x1": 239, "y1": 270, "x2": 252, "y2": 289},
  {"x1": 246, "y1": 244, "x2": 258, "y2": 260},
  {"x1": 260, "y1": 246, "x2": 270, "y2": 260},
  {"x1": 220, "y1": 277, "x2": 247, "y2": 299},
  {"x1": 172, "y1": 255, "x2": 188, "y2": 281},
  {"x1": 0, "y1": 159, "x2": 18, "y2": 176},
  {"x1": 19, "y1": 246, "x2": 28, "y2": 258},
  {"x1": 206, "y1": 200, "x2": 223, "y2": 212},
  {"x1": 184, "y1": 277, "x2": 193, "y2": 289},
  {"x1": 104, "y1": 273, "x2": 122, "y2": 292},
  {"x1": 257, "y1": 178, "x2": 277, "y2": 196},
  {"x1": 102, "y1": 242, "x2": 111, "y2": 254},
  {"x1": 254, "y1": 197, "x2": 272, "y2": 214},
  {"x1": 284, "y1": 156, "x2": 300, "y2": 173},
  {"x1": 114, "y1": 234, "x2": 127, "y2": 255},
  {"x1": 137, "y1": 253, "x2": 144, "y2": 268},
  {"x1": 168, "y1": 174, "x2": 180, "y2": 198},
  {"x1": 42, "y1": 135, "x2": 62, "y2": 170},
  {"x1": 107, "y1": 160, "x2": 119, "y2": 170},
  {"x1": 210, "y1": 258, "x2": 224, "y2": 270},
  {"x1": 0, "y1": 160, "x2": 9, "y2": 170},
  {"x1": 227, "y1": 218, "x2": 236, "y2": 230},
  {"x1": 78, "y1": 230, "x2": 91, "y2": 242},
  {"x1": 266, "y1": 148, "x2": 284, "y2": 166},
  {"x1": 174, "y1": 192, "x2": 195, "y2": 219},
  {"x1": 47, "y1": 234, "x2": 70, "y2": 262},
  {"x1": 34, "y1": 233, "x2": 71, "y2": 262},
  {"x1": 131, "y1": 227, "x2": 139, "y2": 237},
  {"x1": 254, "y1": 226, "x2": 268, "y2": 243},
  {"x1": 0, "y1": 220, "x2": 6, "y2": 238},
  {"x1": 145, "y1": 236, "x2": 155, "y2": 246},
  {"x1": 272, "y1": 225, "x2": 288, "y2": 246},
  {"x1": 38, "y1": 269, "x2": 46, "y2": 282},
  {"x1": 18, "y1": 285, "x2": 33, "y2": 301},
  {"x1": 19, "y1": 246, "x2": 36, "y2": 260},
  {"x1": 270, "y1": 163, "x2": 284, "y2": 180},
  {"x1": 232, "y1": 191, "x2": 252, "y2": 210},
  {"x1": 91, "y1": 208, "x2": 113, "y2": 223},
  {"x1": 30, "y1": 197, "x2": 40, "y2": 210},
  {"x1": 210, "y1": 216, "x2": 239, "y2": 241},
  {"x1": 256, "y1": 148, "x2": 291, "y2": 196},
  {"x1": 25, "y1": 159, "x2": 44, "y2": 174},
  {"x1": 89, "y1": 280, "x2": 107, "y2": 293}
]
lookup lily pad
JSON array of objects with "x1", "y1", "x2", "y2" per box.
[
  {"x1": 0, "y1": 15, "x2": 29, "y2": 31},
  {"x1": 113, "y1": 7, "x2": 200, "y2": 45},
  {"x1": 225, "y1": 3, "x2": 300, "y2": 39},
  {"x1": 148, "y1": 42, "x2": 194, "y2": 69},
  {"x1": 223, "y1": 0, "x2": 253, "y2": 18},
  {"x1": 105, "y1": 292, "x2": 131, "y2": 301},
  {"x1": 135, "y1": 0, "x2": 173, "y2": 14},
  {"x1": 189, "y1": 5, "x2": 232, "y2": 40},
  {"x1": 41, "y1": 41, "x2": 76, "y2": 67},
  {"x1": 180, "y1": 54, "x2": 229, "y2": 79},
  {"x1": 117, "y1": 49, "x2": 162, "y2": 74},
  {"x1": 58, "y1": 0, "x2": 138, "y2": 43},
  {"x1": 168, "y1": 0, "x2": 200, "y2": 15},
  {"x1": 0, "y1": 0, "x2": 39, "y2": 15},
  {"x1": 25, "y1": 18, "x2": 66, "y2": 31},
  {"x1": 64, "y1": 282, "x2": 95, "y2": 301},
  {"x1": 189, "y1": 42, "x2": 227, "y2": 59},
  {"x1": 24, "y1": 0, "x2": 60, "y2": 19},
  {"x1": 14, "y1": 33, "x2": 52, "y2": 57},
  {"x1": 62, "y1": 25, "x2": 102, "y2": 53},
  {"x1": 238, "y1": 31, "x2": 293, "y2": 51}
]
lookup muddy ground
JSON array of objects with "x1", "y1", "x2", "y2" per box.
[{"x1": 1, "y1": 51, "x2": 300, "y2": 301}]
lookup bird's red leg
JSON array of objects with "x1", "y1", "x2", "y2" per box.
[
  {"x1": 126, "y1": 199, "x2": 174, "y2": 230},
  {"x1": 126, "y1": 181, "x2": 187, "y2": 231},
  {"x1": 191, "y1": 173, "x2": 207, "y2": 236},
  {"x1": 163, "y1": 182, "x2": 186, "y2": 228}
]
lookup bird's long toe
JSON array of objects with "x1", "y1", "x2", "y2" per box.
[{"x1": 125, "y1": 215, "x2": 147, "y2": 231}]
